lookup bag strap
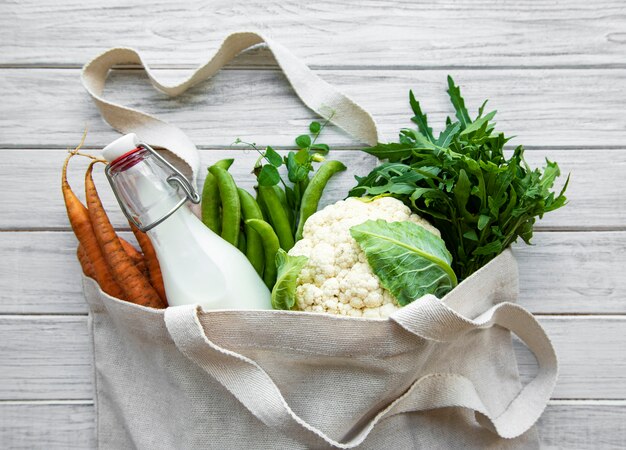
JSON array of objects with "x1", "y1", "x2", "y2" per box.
[
  {"x1": 389, "y1": 295, "x2": 558, "y2": 439},
  {"x1": 164, "y1": 298, "x2": 557, "y2": 448},
  {"x1": 81, "y1": 31, "x2": 382, "y2": 184}
]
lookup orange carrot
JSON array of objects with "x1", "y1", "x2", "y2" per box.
[
  {"x1": 130, "y1": 223, "x2": 167, "y2": 305},
  {"x1": 77, "y1": 244, "x2": 96, "y2": 279},
  {"x1": 62, "y1": 153, "x2": 124, "y2": 298},
  {"x1": 120, "y1": 237, "x2": 148, "y2": 275},
  {"x1": 85, "y1": 161, "x2": 166, "y2": 308}
]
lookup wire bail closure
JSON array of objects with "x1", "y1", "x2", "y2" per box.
[{"x1": 104, "y1": 143, "x2": 200, "y2": 232}]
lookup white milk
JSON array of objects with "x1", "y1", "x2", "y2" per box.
[{"x1": 103, "y1": 134, "x2": 271, "y2": 310}]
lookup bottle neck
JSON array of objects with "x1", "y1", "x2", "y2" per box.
[{"x1": 108, "y1": 149, "x2": 187, "y2": 231}]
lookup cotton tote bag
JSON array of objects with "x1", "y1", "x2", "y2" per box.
[{"x1": 81, "y1": 31, "x2": 557, "y2": 449}]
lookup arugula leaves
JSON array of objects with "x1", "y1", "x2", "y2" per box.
[{"x1": 349, "y1": 77, "x2": 569, "y2": 280}]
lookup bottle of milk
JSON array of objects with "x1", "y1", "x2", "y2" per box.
[{"x1": 102, "y1": 134, "x2": 271, "y2": 310}]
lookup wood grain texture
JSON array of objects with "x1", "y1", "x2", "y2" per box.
[
  {"x1": 1, "y1": 68, "x2": 625, "y2": 148},
  {"x1": 538, "y1": 402, "x2": 626, "y2": 449},
  {"x1": 0, "y1": 401, "x2": 624, "y2": 449},
  {"x1": 0, "y1": 315, "x2": 624, "y2": 400},
  {"x1": 1, "y1": 231, "x2": 624, "y2": 315},
  {"x1": 0, "y1": 316, "x2": 92, "y2": 400},
  {"x1": 1, "y1": 0, "x2": 625, "y2": 68},
  {"x1": 0, "y1": 149, "x2": 616, "y2": 230},
  {"x1": 0, "y1": 402, "x2": 95, "y2": 449},
  {"x1": 1, "y1": 0, "x2": 624, "y2": 442}
]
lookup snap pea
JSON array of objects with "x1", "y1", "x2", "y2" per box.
[
  {"x1": 208, "y1": 166, "x2": 240, "y2": 247},
  {"x1": 258, "y1": 185, "x2": 295, "y2": 251},
  {"x1": 214, "y1": 159, "x2": 235, "y2": 170},
  {"x1": 295, "y1": 160, "x2": 346, "y2": 241},
  {"x1": 255, "y1": 187, "x2": 271, "y2": 223},
  {"x1": 273, "y1": 185, "x2": 294, "y2": 231},
  {"x1": 237, "y1": 229, "x2": 247, "y2": 254},
  {"x1": 200, "y1": 159, "x2": 235, "y2": 234},
  {"x1": 246, "y1": 219, "x2": 280, "y2": 289},
  {"x1": 238, "y1": 188, "x2": 265, "y2": 276}
]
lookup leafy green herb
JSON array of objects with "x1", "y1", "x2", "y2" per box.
[
  {"x1": 236, "y1": 114, "x2": 344, "y2": 245},
  {"x1": 350, "y1": 76, "x2": 569, "y2": 280},
  {"x1": 271, "y1": 249, "x2": 308, "y2": 310},
  {"x1": 350, "y1": 220, "x2": 457, "y2": 305}
]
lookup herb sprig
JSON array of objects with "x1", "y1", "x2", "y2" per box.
[
  {"x1": 235, "y1": 116, "x2": 336, "y2": 236},
  {"x1": 350, "y1": 76, "x2": 569, "y2": 280}
]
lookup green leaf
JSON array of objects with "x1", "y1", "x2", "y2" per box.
[
  {"x1": 350, "y1": 220, "x2": 457, "y2": 305},
  {"x1": 295, "y1": 134, "x2": 312, "y2": 149},
  {"x1": 257, "y1": 164, "x2": 281, "y2": 186},
  {"x1": 473, "y1": 240, "x2": 502, "y2": 256},
  {"x1": 477, "y1": 100, "x2": 488, "y2": 119},
  {"x1": 409, "y1": 90, "x2": 435, "y2": 143},
  {"x1": 309, "y1": 143, "x2": 330, "y2": 155},
  {"x1": 362, "y1": 142, "x2": 416, "y2": 162},
  {"x1": 265, "y1": 146, "x2": 282, "y2": 167},
  {"x1": 446, "y1": 75, "x2": 472, "y2": 129},
  {"x1": 459, "y1": 111, "x2": 497, "y2": 137},
  {"x1": 309, "y1": 121, "x2": 321, "y2": 134},
  {"x1": 294, "y1": 148, "x2": 310, "y2": 165},
  {"x1": 437, "y1": 122, "x2": 461, "y2": 147},
  {"x1": 477, "y1": 214, "x2": 490, "y2": 230},
  {"x1": 463, "y1": 230, "x2": 478, "y2": 241},
  {"x1": 286, "y1": 151, "x2": 310, "y2": 183},
  {"x1": 271, "y1": 249, "x2": 308, "y2": 310}
]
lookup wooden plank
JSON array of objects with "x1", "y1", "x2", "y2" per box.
[
  {"x1": 1, "y1": 231, "x2": 624, "y2": 315},
  {"x1": 0, "y1": 315, "x2": 623, "y2": 400},
  {"x1": 0, "y1": 231, "x2": 130, "y2": 315},
  {"x1": 0, "y1": 402, "x2": 95, "y2": 449},
  {"x1": 0, "y1": 316, "x2": 92, "y2": 400},
  {"x1": 0, "y1": 401, "x2": 624, "y2": 449},
  {"x1": 2, "y1": 68, "x2": 626, "y2": 148},
  {"x1": 0, "y1": 148, "x2": 619, "y2": 230},
  {"x1": 515, "y1": 232, "x2": 626, "y2": 313},
  {"x1": 1, "y1": 1, "x2": 625, "y2": 68},
  {"x1": 538, "y1": 402, "x2": 626, "y2": 449}
]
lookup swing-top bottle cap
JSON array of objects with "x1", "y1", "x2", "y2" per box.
[
  {"x1": 102, "y1": 133, "x2": 141, "y2": 163},
  {"x1": 102, "y1": 135, "x2": 200, "y2": 232}
]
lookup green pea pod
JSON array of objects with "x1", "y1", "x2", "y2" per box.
[
  {"x1": 209, "y1": 166, "x2": 240, "y2": 247},
  {"x1": 246, "y1": 219, "x2": 280, "y2": 289},
  {"x1": 200, "y1": 159, "x2": 235, "y2": 234},
  {"x1": 258, "y1": 185, "x2": 295, "y2": 251},
  {"x1": 214, "y1": 159, "x2": 235, "y2": 170},
  {"x1": 295, "y1": 160, "x2": 347, "y2": 241},
  {"x1": 273, "y1": 185, "x2": 294, "y2": 231},
  {"x1": 238, "y1": 188, "x2": 265, "y2": 276},
  {"x1": 237, "y1": 229, "x2": 247, "y2": 253},
  {"x1": 201, "y1": 173, "x2": 221, "y2": 234},
  {"x1": 255, "y1": 187, "x2": 271, "y2": 224}
]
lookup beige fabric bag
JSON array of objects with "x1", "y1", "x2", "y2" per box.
[{"x1": 81, "y1": 32, "x2": 557, "y2": 449}]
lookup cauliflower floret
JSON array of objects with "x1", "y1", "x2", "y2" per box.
[{"x1": 289, "y1": 197, "x2": 439, "y2": 318}]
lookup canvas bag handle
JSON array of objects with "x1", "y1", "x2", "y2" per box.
[
  {"x1": 164, "y1": 292, "x2": 557, "y2": 448},
  {"x1": 81, "y1": 31, "x2": 382, "y2": 184}
]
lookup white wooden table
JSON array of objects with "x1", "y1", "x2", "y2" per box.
[{"x1": 1, "y1": 1, "x2": 625, "y2": 448}]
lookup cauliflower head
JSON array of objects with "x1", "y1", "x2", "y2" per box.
[{"x1": 289, "y1": 196, "x2": 440, "y2": 318}]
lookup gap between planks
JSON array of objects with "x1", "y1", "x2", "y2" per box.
[
  {"x1": 2, "y1": 399, "x2": 623, "y2": 405},
  {"x1": 4, "y1": 64, "x2": 626, "y2": 71},
  {"x1": 2, "y1": 145, "x2": 626, "y2": 151}
]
